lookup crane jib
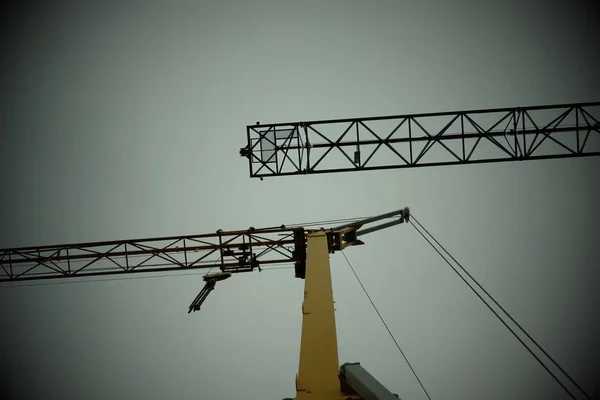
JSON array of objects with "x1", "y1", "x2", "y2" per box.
[{"x1": 241, "y1": 101, "x2": 600, "y2": 178}]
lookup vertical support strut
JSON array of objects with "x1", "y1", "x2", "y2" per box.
[{"x1": 295, "y1": 231, "x2": 342, "y2": 399}]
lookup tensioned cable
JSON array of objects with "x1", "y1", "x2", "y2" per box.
[
  {"x1": 0, "y1": 270, "x2": 207, "y2": 287},
  {"x1": 205, "y1": 256, "x2": 220, "y2": 275},
  {"x1": 283, "y1": 216, "x2": 368, "y2": 228},
  {"x1": 409, "y1": 216, "x2": 580, "y2": 400},
  {"x1": 341, "y1": 250, "x2": 433, "y2": 400},
  {"x1": 0, "y1": 265, "x2": 296, "y2": 288},
  {"x1": 410, "y1": 214, "x2": 592, "y2": 400}
]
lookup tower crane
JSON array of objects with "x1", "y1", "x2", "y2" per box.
[
  {"x1": 1, "y1": 208, "x2": 410, "y2": 399},
  {"x1": 2, "y1": 101, "x2": 598, "y2": 399},
  {"x1": 239, "y1": 102, "x2": 599, "y2": 178}
]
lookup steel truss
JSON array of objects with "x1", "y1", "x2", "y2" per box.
[
  {"x1": 0, "y1": 227, "x2": 306, "y2": 282},
  {"x1": 240, "y1": 102, "x2": 600, "y2": 178}
]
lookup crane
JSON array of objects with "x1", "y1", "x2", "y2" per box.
[
  {"x1": 239, "y1": 101, "x2": 599, "y2": 178},
  {"x1": 0, "y1": 208, "x2": 410, "y2": 399},
  {"x1": 2, "y1": 101, "x2": 598, "y2": 399}
]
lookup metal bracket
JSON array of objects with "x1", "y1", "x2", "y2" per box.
[{"x1": 188, "y1": 272, "x2": 232, "y2": 313}]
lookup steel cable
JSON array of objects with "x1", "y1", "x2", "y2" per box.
[
  {"x1": 409, "y1": 215, "x2": 586, "y2": 400},
  {"x1": 341, "y1": 250, "x2": 433, "y2": 400}
]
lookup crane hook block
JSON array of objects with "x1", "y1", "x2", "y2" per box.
[{"x1": 188, "y1": 272, "x2": 232, "y2": 313}]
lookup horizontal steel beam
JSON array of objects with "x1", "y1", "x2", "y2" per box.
[
  {"x1": 241, "y1": 102, "x2": 600, "y2": 178},
  {"x1": 0, "y1": 227, "x2": 306, "y2": 282}
]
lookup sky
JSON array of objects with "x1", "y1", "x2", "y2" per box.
[{"x1": 0, "y1": 1, "x2": 599, "y2": 399}]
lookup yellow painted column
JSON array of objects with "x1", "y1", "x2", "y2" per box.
[{"x1": 295, "y1": 231, "x2": 342, "y2": 399}]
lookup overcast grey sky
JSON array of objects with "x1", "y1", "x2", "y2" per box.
[{"x1": 1, "y1": 1, "x2": 598, "y2": 399}]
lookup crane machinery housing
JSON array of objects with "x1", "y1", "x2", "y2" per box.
[{"x1": 2, "y1": 101, "x2": 598, "y2": 399}]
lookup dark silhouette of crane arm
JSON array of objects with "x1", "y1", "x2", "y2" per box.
[
  {"x1": 240, "y1": 101, "x2": 600, "y2": 178},
  {"x1": 0, "y1": 227, "x2": 306, "y2": 283}
]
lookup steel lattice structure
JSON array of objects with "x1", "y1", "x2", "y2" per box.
[
  {"x1": 240, "y1": 102, "x2": 600, "y2": 178},
  {"x1": 0, "y1": 227, "x2": 306, "y2": 282}
]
